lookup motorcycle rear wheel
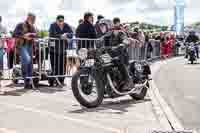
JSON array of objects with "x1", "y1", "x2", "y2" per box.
[
  {"x1": 130, "y1": 81, "x2": 149, "y2": 100},
  {"x1": 71, "y1": 70, "x2": 104, "y2": 108}
]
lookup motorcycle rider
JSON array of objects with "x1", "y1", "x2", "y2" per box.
[
  {"x1": 185, "y1": 30, "x2": 199, "y2": 58},
  {"x1": 98, "y1": 18, "x2": 137, "y2": 91}
]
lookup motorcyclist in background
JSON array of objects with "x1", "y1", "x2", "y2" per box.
[
  {"x1": 98, "y1": 18, "x2": 138, "y2": 91},
  {"x1": 185, "y1": 30, "x2": 199, "y2": 58}
]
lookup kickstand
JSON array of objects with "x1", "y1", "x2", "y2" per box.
[{"x1": 31, "y1": 78, "x2": 36, "y2": 90}]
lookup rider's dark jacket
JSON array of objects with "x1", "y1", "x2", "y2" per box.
[
  {"x1": 103, "y1": 28, "x2": 129, "y2": 65},
  {"x1": 185, "y1": 34, "x2": 199, "y2": 43},
  {"x1": 49, "y1": 22, "x2": 73, "y2": 54},
  {"x1": 104, "y1": 28, "x2": 128, "y2": 47}
]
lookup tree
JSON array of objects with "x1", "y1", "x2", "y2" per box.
[{"x1": 38, "y1": 30, "x2": 49, "y2": 38}]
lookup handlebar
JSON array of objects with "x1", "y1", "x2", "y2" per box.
[{"x1": 185, "y1": 42, "x2": 200, "y2": 46}]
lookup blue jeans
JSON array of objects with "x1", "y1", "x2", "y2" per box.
[
  {"x1": 195, "y1": 45, "x2": 199, "y2": 58},
  {"x1": 20, "y1": 44, "x2": 32, "y2": 83}
]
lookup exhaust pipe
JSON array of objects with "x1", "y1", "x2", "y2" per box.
[{"x1": 106, "y1": 74, "x2": 148, "y2": 95}]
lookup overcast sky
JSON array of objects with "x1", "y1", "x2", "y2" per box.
[{"x1": 0, "y1": 0, "x2": 199, "y2": 30}]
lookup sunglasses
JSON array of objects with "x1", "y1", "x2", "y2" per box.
[{"x1": 58, "y1": 19, "x2": 64, "y2": 22}]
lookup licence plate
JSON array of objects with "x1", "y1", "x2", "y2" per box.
[{"x1": 85, "y1": 59, "x2": 95, "y2": 67}]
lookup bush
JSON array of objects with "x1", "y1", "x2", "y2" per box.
[{"x1": 38, "y1": 31, "x2": 49, "y2": 38}]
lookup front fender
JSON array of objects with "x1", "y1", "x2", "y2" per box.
[{"x1": 143, "y1": 63, "x2": 151, "y2": 75}]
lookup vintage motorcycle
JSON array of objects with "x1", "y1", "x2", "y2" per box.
[
  {"x1": 186, "y1": 42, "x2": 199, "y2": 64},
  {"x1": 71, "y1": 40, "x2": 151, "y2": 108}
]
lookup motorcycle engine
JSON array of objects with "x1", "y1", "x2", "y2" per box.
[
  {"x1": 105, "y1": 67, "x2": 124, "y2": 98},
  {"x1": 110, "y1": 67, "x2": 123, "y2": 86}
]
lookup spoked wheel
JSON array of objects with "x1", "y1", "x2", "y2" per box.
[
  {"x1": 48, "y1": 78, "x2": 55, "y2": 87},
  {"x1": 12, "y1": 69, "x2": 20, "y2": 84},
  {"x1": 71, "y1": 70, "x2": 104, "y2": 108},
  {"x1": 33, "y1": 78, "x2": 40, "y2": 87},
  {"x1": 47, "y1": 71, "x2": 55, "y2": 87},
  {"x1": 12, "y1": 77, "x2": 18, "y2": 84},
  {"x1": 130, "y1": 81, "x2": 149, "y2": 100}
]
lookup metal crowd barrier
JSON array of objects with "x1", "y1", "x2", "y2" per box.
[
  {"x1": 36, "y1": 37, "x2": 102, "y2": 87},
  {"x1": 40, "y1": 37, "x2": 101, "y2": 76},
  {"x1": 0, "y1": 37, "x2": 103, "y2": 87},
  {"x1": 0, "y1": 36, "x2": 179, "y2": 88},
  {"x1": 149, "y1": 39, "x2": 162, "y2": 61},
  {"x1": 0, "y1": 37, "x2": 16, "y2": 80},
  {"x1": 128, "y1": 39, "x2": 162, "y2": 62}
]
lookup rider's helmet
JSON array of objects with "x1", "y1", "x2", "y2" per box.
[
  {"x1": 134, "y1": 26, "x2": 139, "y2": 33},
  {"x1": 98, "y1": 19, "x2": 112, "y2": 34},
  {"x1": 189, "y1": 30, "x2": 196, "y2": 36}
]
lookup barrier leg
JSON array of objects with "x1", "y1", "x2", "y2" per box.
[{"x1": 55, "y1": 77, "x2": 62, "y2": 88}]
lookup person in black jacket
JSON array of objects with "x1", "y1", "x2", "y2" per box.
[
  {"x1": 76, "y1": 12, "x2": 97, "y2": 49},
  {"x1": 49, "y1": 15, "x2": 73, "y2": 85}
]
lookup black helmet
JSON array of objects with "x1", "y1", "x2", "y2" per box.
[
  {"x1": 99, "y1": 19, "x2": 112, "y2": 30},
  {"x1": 189, "y1": 30, "x2": 195, "y2": 34},
  {"x1": 97, "y1": 15, "x2": 104, "y2": 21}
]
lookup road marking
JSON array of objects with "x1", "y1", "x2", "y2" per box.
[
  {"x1": 148, "y1": 83, "x2": 172, "y2": 130},
  {"x1": 150, "y1": 57, "x2": 199, "y2": 133},
  {"x1": 151, "y1": 80, "x2": 184, "y2": 130},
  {"x1": 0, "y1": 102, "x2": 122, "y2": 133},
  {"x1": 184, "y1": 96, "x2": 197, "y2": 100},
  {"x1": 0, "y1": 128, "x2": 18, "y2": 133},
  {"x1": 28, "y1": 92, "x2": 77, "y2": 104},
  {"x1": 150, "y1": 59, "x2": 184, "y2": 130}
]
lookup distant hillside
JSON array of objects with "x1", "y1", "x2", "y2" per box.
[
  {"x1": 129, "y1": 21, "x2": 168, "y2": 32},
  {"x1": 191, "y1": 22, "x2": 200, "y2": 28}
]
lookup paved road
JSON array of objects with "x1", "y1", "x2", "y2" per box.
[
  {"x1": 154, "y1": 57, "x2": 200, "y2": 132},
  {"x1": 0, "y1": 79, "x2": 163, "y2": 133}
]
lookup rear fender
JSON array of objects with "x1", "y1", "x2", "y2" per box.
[
  {"x1": 129, "y1": 61, "x2": 136, "y2": 75},
  {"x1": 143, "y1": 64, "x2": 151, "y2": 75}
]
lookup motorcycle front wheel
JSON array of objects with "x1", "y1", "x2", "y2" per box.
[{"x1": 71, "y1": 69, "x2": 104, "y2": 108}]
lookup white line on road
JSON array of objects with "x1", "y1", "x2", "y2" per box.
[
  {"x1": 149, "y1": 57, "x2": 200, "y2": 133},
  {"x1": 0, "y1": 128, "x2": 18, "y2": 133},
  {"x1": 0, "y1": 102, "x2": 122, "y2": 133},
  {"x1": 151, "y1": 80, "x2": 184, "y2": 130}
]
